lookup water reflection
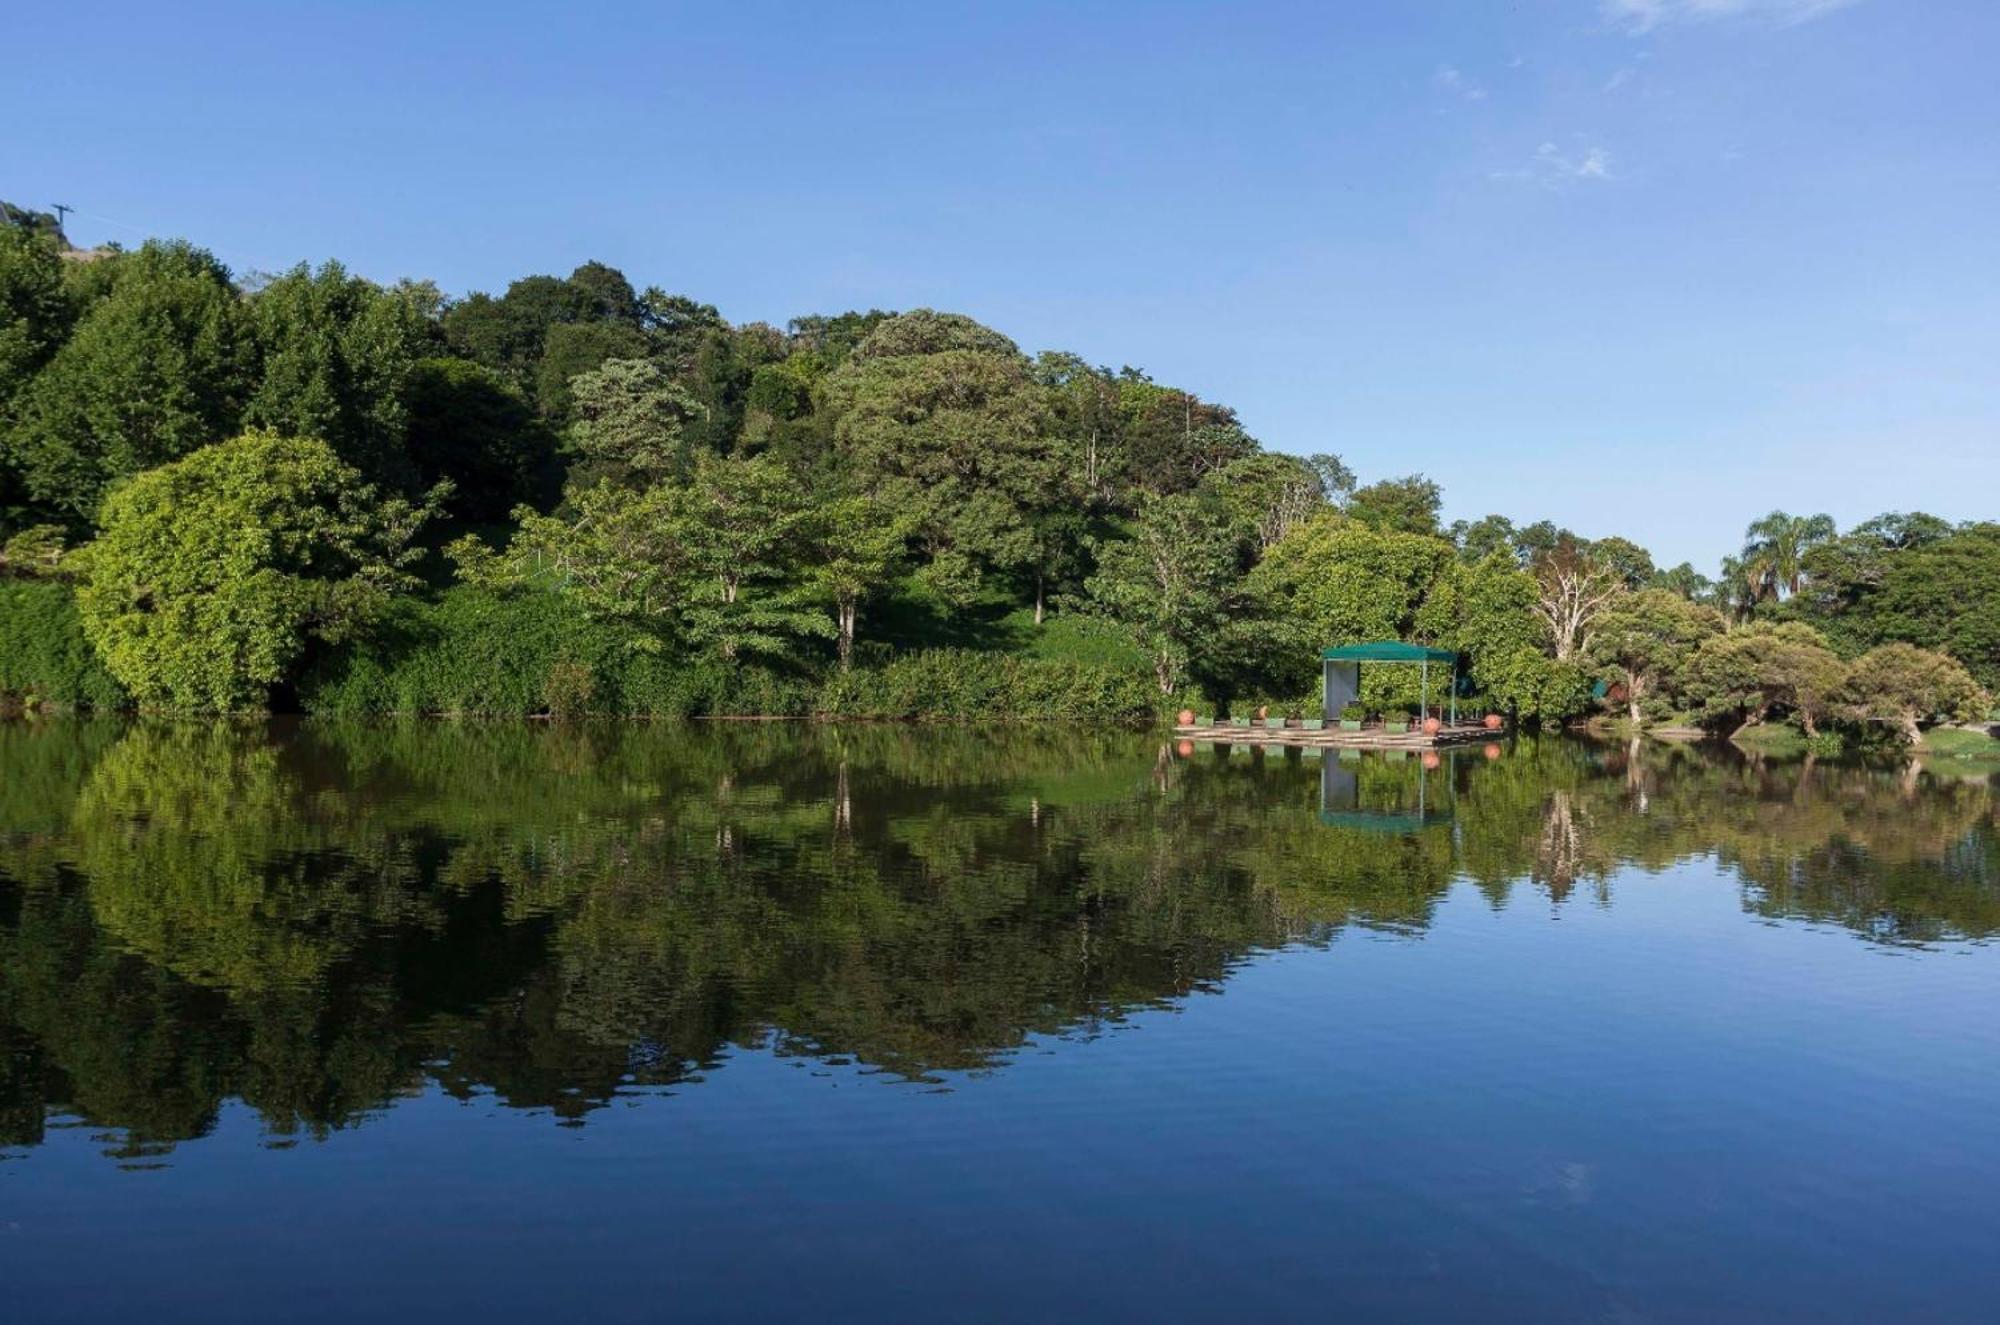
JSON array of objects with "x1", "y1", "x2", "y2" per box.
[{"x1": 0, "y1": 719, "x2": 1993, "y2": 1160}]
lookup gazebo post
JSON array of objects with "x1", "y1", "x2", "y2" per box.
[
  {"x1": 1449, "y1": 660, "x2": 1458, "y2": 727},
  {"x1": 1420, "y1": 658, "x2": 1428, "y2": 721}
]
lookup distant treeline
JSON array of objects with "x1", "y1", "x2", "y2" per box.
[{"x1": 0, "y1": 214, "x2": 1993, "y2": 740}]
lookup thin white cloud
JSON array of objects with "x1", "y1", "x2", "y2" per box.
[
  {"x1": 1601, "y1": 66, "x2": 1637, "y2": 92},
  {"x1": 1434, "y1": 65, "x2": 1488, "y2": 101},
  {"x1": 1492, "y1": 141, "x2": 1618, "y2": 186},
  {"x1": 1601, "y1": 0, "x2": 1860, "y2": 33}
]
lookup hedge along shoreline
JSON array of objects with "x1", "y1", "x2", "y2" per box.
[
  {"x1": 292, "y1": 588, "x2": 1172, "y2": 722},
  {"x1": 0, "y1": 580, "x2": 129, "y2": 712}
]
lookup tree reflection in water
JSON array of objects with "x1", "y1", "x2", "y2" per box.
[{"x1": 0, "y1": 718, "x2": 1993, "y2": 1158}]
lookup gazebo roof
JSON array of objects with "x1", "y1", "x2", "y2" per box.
[{"x1": 1321, "y1": 641, "x2": 1458, "y2": 664}]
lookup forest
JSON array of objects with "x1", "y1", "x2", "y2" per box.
[{"x1": 1, "y1": 211, "x2": 1995, "y2": 748}]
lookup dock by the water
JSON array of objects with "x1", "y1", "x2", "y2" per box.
[{"x1": 1174, "y1": 719, "x2": 1501, "y2": 750}]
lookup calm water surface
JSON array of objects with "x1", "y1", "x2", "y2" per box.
[{"x1": 2, "y1": 720, "x2": 1997, "y2": 1322}]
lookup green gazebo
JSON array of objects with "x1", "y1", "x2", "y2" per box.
[{"x1": 1321, "y1": 641, "x2": 1461, "y2": 725}]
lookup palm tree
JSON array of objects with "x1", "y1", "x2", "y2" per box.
[{"x1": 1740, "y1": 511, "x2": 1836, "y2": 603}]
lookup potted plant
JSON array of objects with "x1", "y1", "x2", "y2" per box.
[
  {"x1": 1483, "y1": 713, "x2": 1503, "y2": 731},
  {"x1": 1339, "y1": 704, "x2": 1366, "y2": 732}
]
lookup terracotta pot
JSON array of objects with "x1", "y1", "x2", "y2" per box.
[
  {"x1": 1422, "y1": 717, "x2": 1443, "y2": 735},
  {"x1": 1176, "y1": 740, "x2": 1196, "y2": 758},
  {"x1": 1176, "y1": 709, "x2": 1196, "y2": 727},
  {"x1": 1483, "y1": 714, "x2": 1503, "y2": 731},
  {"x1": 1255, "y1": 705, "x2": 1269, "y2": 721},
  {"x1": 1483, "y1": 743, "x2": 1503, "y2": 761},
  {"x1": 1421, "y1": 752, "x2": 1442, "y2": 770}
]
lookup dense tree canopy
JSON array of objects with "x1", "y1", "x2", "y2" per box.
[{"x1": 0, "y1": 207, "x2": 1992, "y2": 738}]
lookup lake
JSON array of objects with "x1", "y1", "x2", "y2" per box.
[{"x1": 2, "y1": 720, "x2": 1997, "y2": 1322}]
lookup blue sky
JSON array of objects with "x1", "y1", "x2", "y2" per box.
[{"x1": 8, "y1": 0, "x2": 1995, "y2": 570}]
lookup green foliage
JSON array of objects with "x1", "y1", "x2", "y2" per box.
[
  {"x1": 78, "y1": 433, "x2": 433, "y2": 711},
  {"x1": 0, "y1": 225, "x2": 72, "y2": 421},
  {"x1": 1347, "y1": 474, "x2": 1442, "y2": 535},
  {"x1": 816, "y1": 649, "x2": 1160, "y2": 721},
  {"x1": 0, "y1": 580, "x2": 127, "y2": 710},
  {"x1": 1684, "y1": 622, "x2": 1847, "y2": 738},
  {"x1": 301, "y1": 586, "x2": 643, "y2": 716},
  {"x1": 563, "y1": 356, "x2": 705, "y2": 484},
  {"x1": 241, "y1": 261, "x2": 435, "y2": 484},
  {"x1": 402, "y1": 357, "x2": 558, "y2": 522},
  {"x1": 1417, "y1": 554, "x2": 1590, "y2": 720},
  {"x1": 1251, "y1": 515, "x2": 1454, "y2": 691},
  {"x1": 1586, "y1": 587, "x2": 1727, "y2": 723},
  {"x1": 6, "y1": 240, "x2": 252, "y2": 522},
  {"x1": 825, "y1": 334, "x2": 1054, "y2": 605},
  {"x1": 1088, "y1": 493, "x2": 1255, "y2": 695},
  {"x1": 1835, "y1": 643, "x2": 1987, "y2": 744}
]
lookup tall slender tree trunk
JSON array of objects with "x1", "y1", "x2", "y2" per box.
[{"x1": 837, "y1": 599, "x2": 857, "y2": 670}]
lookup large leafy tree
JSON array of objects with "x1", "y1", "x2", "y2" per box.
[
  {"x1": 1683, "y1": 622, "x2": 1847, "y2": 738},
  {"x1": 1840, "y1": 523, "x2": 2000, "y2": 691},
  {"x1": 1835, "y1": 643, "x2": 1987, "y2": 744},
  {"x1": 1416, "y1": 553, "x2": 1590, "y2": 720},
  {"x1": 1586, "y1": 588, "x2": 1727, "y2": 724},
  {"x1": 564, "y1": 357, "x2": 706, "y2": 486},
  {"x1": 1252, "y1": 515, "x2": 1454, "y2": 652},
  {"x1": 0, "y1": 225, "x2": 71, "y2": 419},
  {"x1": 6, "y1": 240, "x2": 252, "y2": 523},
  {"x1": 1347, "y1": 475, "x2": 1443, "y2": 536},
  {"x1": 77, "y1": 433, "x2": 433, "y2": 711},
  {"x1": 242, "y1": 261, "x2": 436, "y2": 485},
  {"x1": 676, "y1": 454, "x2": 829, "y2": 662},
  {"x1": 1088, "y1": 493, "x2": 1252, "y2": 695},
  {"x1": 402, "y1": 357, "x2": 560, "y2": 523},
  {"x1": 825, "y1": 315, "x2": 1058, "y2": 606},
  {"x1": 796, "y1": 493, "x2": 913, "y2": 667},
  {"x1": 0, "y1": 226, "x2": 73, "y2": 530}
]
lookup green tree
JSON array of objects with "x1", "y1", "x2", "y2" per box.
[
  {"x1": 1252, "y1": 515, "x2": 1454, "y2": 659},
  {"x1": 1586, "y1": 588, "x2": 1727, "y2": 724},
  {"x1": 1683, "y1": 622, "x2": 1846, "y2": 738},
  {"x1": 1450, "y1": 514, "x2": 1519, "y2": 565},
  {"x1": 564, "y1": 357, "x2": 706, "y2": 485},
  {"x1": 1347, "y1": 475, "x2": 1443, "y2": 536},
  {"x1": 825, "y1": 321, "x2": 1056, "y2": 606},
  {"x1": 402, "y1": 357, "x2": 560, "y2": 523},
  {"x1": 77, "y1": 433, "x2": 433, "y2": 711},
  {"x1": 1088, "y1": 493, "x2": 1252, "y2": 694},
  {"x1": 797, "y1": 493, "x2": 914, "y2": 667},
  {"x1": 1590, "y1": 535, "x2": 1656, "y2": 590},
  {"x1": 6, "y1": 240, "x2": 252, "y2": 523},
  {"x1": 1835, "y1": 643, "x2": 1988, "y2": 744},
  {"x1": 1201, "y1": 452, "x2": 1330, "y2": 551},
  {"x1": 452, "y1": 481, "x2": 699, "y2": 651},
  {"x1": 242, "y1": 261, "x2": 436, "y2": 485},
  {"x1": 1651, "y1": 561, "x2": 1713, "y2": 601},
  {"x1": 534, "y1": 320, "x2": 651, "y2": 422},
  {"x1": 1741, "y1": 510, "x2": 1837, "y2": 603},
  {"x1": 1415, "y1": 553, "x2": 1589, "y2": 721},
  {"x1": 0, "y1": 224, "x2": 71, "y2": 419},
  {"x1": 677, "y1": 454, "x2": 830, "y2": 662}
]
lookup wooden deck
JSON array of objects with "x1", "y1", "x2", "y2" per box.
[{"x1": 1173, "y1": 720, "x2": 1501, "y2": 750}]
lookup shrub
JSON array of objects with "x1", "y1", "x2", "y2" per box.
[
  {"x1": 815, "y1": 649, "x2": 1159, "y2": 721},
  {"x1": 301, "y1": 588, "x2": 635, "y2": 716},
  {"x1": 0, "y1": 581, "x2": 127, "y2": 710},
  {"x1": 77, "y1": 432, "x2": 431, "y2": 712}
]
